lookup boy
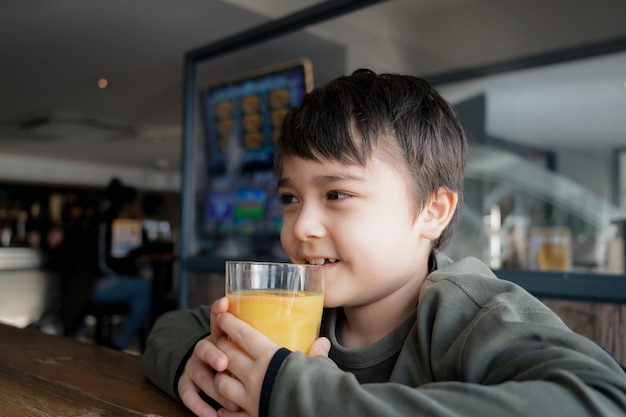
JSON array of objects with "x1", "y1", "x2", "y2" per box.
[{"x1": 143, "y1": 69, "x2": 626, "y2": 417}]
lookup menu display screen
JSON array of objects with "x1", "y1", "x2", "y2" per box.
[{"x1": 199, "y1": 60, "x2": 313, "y2": 256}]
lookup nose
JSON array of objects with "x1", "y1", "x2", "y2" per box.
[{"x1": 288, "y1": 202, "x2": 326, "y2": 241}]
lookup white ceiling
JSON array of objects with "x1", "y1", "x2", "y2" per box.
[
  {"x1": 1, "y1": 0, "x2": 626, "y2": 189},
  {"x1": 439, "y1": 50, "x2": 626, "y2": 152}
]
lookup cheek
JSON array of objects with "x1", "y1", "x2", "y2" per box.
[
  {"x1": 279, "y1": 214, "x2": 296, "y2": 249},
  {"x1": 340, "y1": 210, "x2": 413, "y2": 251},
  {"x1": 279, "y1": 220, "x2": 289, "y2": 247},
  {"x1": 363, "y1": 218, "x2": 417, "y2": 261}
]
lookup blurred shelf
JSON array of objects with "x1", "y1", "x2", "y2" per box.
[{"x1": 0, "y1": 248, "x2": 44, "y2": 271}]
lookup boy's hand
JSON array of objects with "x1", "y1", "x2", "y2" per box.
[
  {"x1": 212, "y1": 312, "x2": 332, "y2": 417},
  {"x1": 177, "y1": 298, "x2": 240, "y2": 417},
  {"x1": 308, "y1": 337, "x2": 332, "y2": 357},
  {"x1": 212, "y1": 311, "x2": 277, "y2": 417}
]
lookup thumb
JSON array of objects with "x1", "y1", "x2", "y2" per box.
[{"x1": 307, "y1": 337, "x2": 331, "y2": 357}]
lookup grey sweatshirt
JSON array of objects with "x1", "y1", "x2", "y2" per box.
[{"x1": 142, "y1": 255, "x2": 626, "y2": 417}]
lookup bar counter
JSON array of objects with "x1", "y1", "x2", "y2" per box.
[{"x1": 0, "y1": 323, "x2": 192, "y2": 416}]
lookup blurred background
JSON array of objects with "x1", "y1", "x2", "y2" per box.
[{"x1": 1, "y1": 0, "x2": 625, "y2": 357}]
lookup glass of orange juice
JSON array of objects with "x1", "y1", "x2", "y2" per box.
[
  {"x1": 225, "y1": 261, "x2": 325, "y2": 353},
  {"x1": 530, "y1": 226, "x2": 572, "y2": 271}
]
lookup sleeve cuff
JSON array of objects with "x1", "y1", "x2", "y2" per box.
[
  {"x1": 259, "y1": 348, "x2": 291, "y2": 417},
  {"x1": 172, "y1": 332, "x2": 211, "y2": 402}
]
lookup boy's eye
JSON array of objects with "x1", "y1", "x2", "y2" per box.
[
  {"x1": 279, "y1": 194, "x2": 298, "y2": 205},
  {"x1": 327, "y1": 190, "x2": 350, "y2": 200}
]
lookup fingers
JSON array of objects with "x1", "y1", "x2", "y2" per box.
[
  {"x1": 178, "y1": 374, "x2": 219, "y2": 417},
  {"x1": 308, "y1": 337, "x2": 331, "y2": 357},
  {"x1": 217, "y1": 409, "x2": 250, "y2": 417},
  {"x1": 210, "y1": 297, "x2": 230, "y2": 340},
  {"x1": 179, "y1": 336, "x2": 239, "y2": 414},
  {"x1": 183, "y1": 351, "x2": 231, "y2": 409},
  {"x1": 214, "y1": 368, "x2": 260, "y2": 417},
  {"x1": 213, "y1": 317, "x2": 275, "y2": 416},
  {"x1": 214, "y1": 371, "x2": 249, "y2": 409},
  {"x1": 215, "y1": 312, "x2": 276, "y2": 359},
  {"x1": 195, "y1": 336, "x2": 229, "y2": 372},
  {"x1": 211, "y1": 297, "x2": 229, "y2": 316}
]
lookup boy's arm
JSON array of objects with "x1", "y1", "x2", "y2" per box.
[
  {"x1": 262, "y1": 314, "x2": 626, "y2": 417},
  {"x1": 141, "y1": 306, "x2": 212, "y2": 399},
  {"x1": 254, "y1": 261, "x2": 626, "y2": 417}
]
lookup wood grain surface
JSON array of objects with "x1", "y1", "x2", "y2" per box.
[
  {"x1": 0, "y1": 323, "x2": 192, "y2": 417},
  {"x1": 542, "y1": 299, "x2": 626, "y2": 365}
]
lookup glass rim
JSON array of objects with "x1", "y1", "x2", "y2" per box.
[{"x1": 225, "y1": 261, "x2": 320, "y2": 268}]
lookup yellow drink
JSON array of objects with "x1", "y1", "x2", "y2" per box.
[
  {"x1": 532, "y1": 227, "x2": 571, "y2": 271},
  {"x1": 228, "y1": 290, "x2": 324, "y2": 352},
  {"x1": 538, "y1": 242, "x2": 570, "y2": 271}
]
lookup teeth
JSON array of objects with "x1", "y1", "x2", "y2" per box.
[{"x1": 307, "y1": 258, "x2": 338, "y2": 265}]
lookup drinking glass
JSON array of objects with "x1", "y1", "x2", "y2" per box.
[
  {"x1": 531, "y1": 227, "x2": 572, "y2": 271},
  {"x1": 225, "y1": 261, "x2": 325, "y2": 353}
]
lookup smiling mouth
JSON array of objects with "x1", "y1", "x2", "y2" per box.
[{"x1": 305, "y1": 258, "x2": 339, "y2": 266}]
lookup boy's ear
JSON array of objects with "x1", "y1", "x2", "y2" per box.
[{"x1": 418, "y1": 188, "x2": 458, "y2": 240}]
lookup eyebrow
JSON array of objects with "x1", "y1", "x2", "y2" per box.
[{"x1": 278, "y1": 173, "x2": 364, "y2": 188}]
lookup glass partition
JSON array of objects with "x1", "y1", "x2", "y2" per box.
[
  {"x1": 180, "y1": 1, "x2": 626, "y2": 314},
  {"x1": 177, "y1": 0, "x2": 626, "y2": 365},
  {"x1": 437, "y1": 51, "x2": 626, "y2": 276}
]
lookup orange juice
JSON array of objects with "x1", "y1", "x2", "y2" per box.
[
  {"x1": 538, "y1": 241, "x2": 570, "y2": 271},
  {"x1": 228, "y1": 290, "x2": 324, "y2": 352},
  {"x1": 532, "y1": 227, "x2": 572, "y2": 271}
]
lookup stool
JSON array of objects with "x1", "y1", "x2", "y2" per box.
[{"x1": 84, "y1": 301, "x2": 130, "y2": 348}]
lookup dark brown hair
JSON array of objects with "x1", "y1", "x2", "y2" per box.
[{"x1": 275, "y1": 69, "x2": 467, "y2": 249}]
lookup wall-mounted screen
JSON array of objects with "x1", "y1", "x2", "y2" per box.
[{"x1": 199, "y1": 59, "x2": 313, "y2": 258}]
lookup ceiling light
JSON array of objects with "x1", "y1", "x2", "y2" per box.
[{"x1": 97, "y1": 78, "x2": 109, "y2": 89}]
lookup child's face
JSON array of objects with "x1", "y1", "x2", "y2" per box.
[{"x1": 278, "y1": 145, "x2": 436, "y2": 309}]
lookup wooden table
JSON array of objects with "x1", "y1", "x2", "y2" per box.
[{"x1": 0, "y1": 323, "x2": 193, "y2": 416}]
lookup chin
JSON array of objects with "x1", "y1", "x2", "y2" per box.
[{"x1": 321, "y1": 292, "x2": 344, "y2": 309}]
